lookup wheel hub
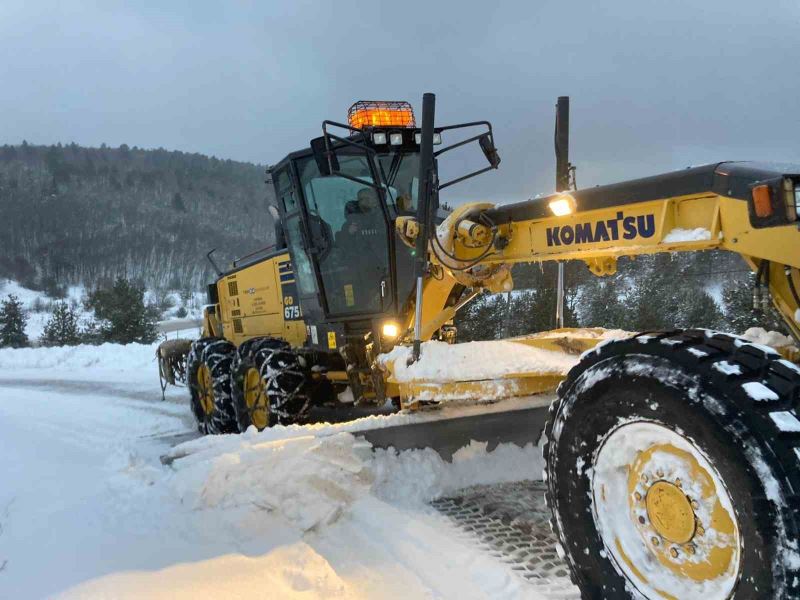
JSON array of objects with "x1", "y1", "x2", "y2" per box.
[
  {"x1": 244, "y1": 367, "x2": 269, "y2": 430},
  {"x1": 197, "y1": 363, "x2": 214, "y2": 415},
  {"x1": 592, "y1": 422, "x2": 741, "y2": 599},
  {"x1": 645, "y1": 480, "x2": 695, "y2": 544}
]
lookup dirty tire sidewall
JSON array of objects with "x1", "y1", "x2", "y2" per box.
[{"x1": 545, "y1": 332, "x2": 800, "y2": 599}]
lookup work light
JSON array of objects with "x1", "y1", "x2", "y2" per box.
[
  {"x1": 414, "y1": 132, "x2": 442, "y2": 145},
  {"x1": 381, "y1": 322, "x2": 400, "y2": 338},
  {"x1": 372, "y1": 132, "x2": 387, "y2": 145},
  {"x1": 389, "y1": 133, "x2": 403, "y2": 146},
  {"x1": 548, "y1": 193, "x2": 577, "y2": 216}
]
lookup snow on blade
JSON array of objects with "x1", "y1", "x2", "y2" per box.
[
  {"x1": 741, "y1": 327, "x2": 795, "y2": 349},
  {"x1": 662, "y1": 227, "x2": 712, "y2": 243},
  {"x1": 379, "y1": 339, "x2": 577, "y2": 383}
]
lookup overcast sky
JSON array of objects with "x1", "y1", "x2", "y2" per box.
[{"x1": 2, "y1": 0, "x2": 798, "y2": 204}]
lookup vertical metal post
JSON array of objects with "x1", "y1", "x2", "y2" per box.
[
  {"x1": 556, "y1": 263, "x2": 565, "y2": 328},
  {"x1": 554, "y1": 96, "x2": 570, "y2": 329},
  {"x1": 411, "y1": 93, "x2": 436, "y2": 363}
]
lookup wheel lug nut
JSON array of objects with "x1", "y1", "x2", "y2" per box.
[
  {"x1": 691, "y1": 500, "x2": 699, "y2": 510},
  {"x1": 638, "y1": 515, "x2": 646, "y2": 524},
  {"x1": 670, "y1": 547, "x2": 679, "y2": 558},
  {"x1": 696, "y1": 526, "x2": 705, "y2": 536},
  {"x1": 651, "y1": 536, "x2": 660, "y2": 546},
  {"x1": 641, "y1": 474, "x2": 648, "y2": 483},
  {"x1": 656, "y1": 469, "x2": 664, "y2": 478},
  {"x1": 675, "y1": 478, "x2": 682, "y2": 488},
  {"x1": 686, "y1": 544, "x2": 696, "y2": 555},
  {"x1": 634, "y1": 492, "x2": 642, "y2": 501}
]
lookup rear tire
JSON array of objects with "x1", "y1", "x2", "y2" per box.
[
  {"x1": 231, "y1": 337, "x2": 311, "y2": 430},
  {"x1": 544, "y1": 329, "x2": 800, "y2": 599},
  {"x1": 186, "y1": 337, "x2": 237, "y2": 434}
]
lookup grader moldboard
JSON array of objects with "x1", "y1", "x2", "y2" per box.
[{"x1": 158, "y1": 94, "x2": 800, "y2": 599}]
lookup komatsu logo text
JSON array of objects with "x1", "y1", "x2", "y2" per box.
[{"x1": 546, "y1": 212, "x2": 656, "y2": 247}]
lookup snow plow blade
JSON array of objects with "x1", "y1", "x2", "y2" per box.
[
  {"x1": 359, "y1": 400, "x2": 552, "y2": 461},
  {"x1": 382, "y1": 328, "x2": 628, "y2": 408}
]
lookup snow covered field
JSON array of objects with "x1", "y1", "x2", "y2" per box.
[{"x1": 0, "y1": 342, "x2": 552, "y2": 599}]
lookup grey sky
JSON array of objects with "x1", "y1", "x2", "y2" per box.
[{"x1": 2, "y1": 0, "x2": 798, "y2": 204}]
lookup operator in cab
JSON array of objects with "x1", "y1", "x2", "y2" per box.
[
  {"x1": 335, "y1": 187, "x2": 381, "y2": 246},
  {"x1": 329, "y1": 187, "x2": 385, "y2": 311}
]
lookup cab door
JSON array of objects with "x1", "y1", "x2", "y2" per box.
[
  {"x1": 273, "y1": 166, "x2": 321, "y2": 322},
  {"x1": 293, "y1": 153, "x2": 394, "y2": 319}
]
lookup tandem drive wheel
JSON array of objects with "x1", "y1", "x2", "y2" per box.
[
  {"x1": 543, "y1": 329, "x2": 800, "y2": 599},
  {"x1": 231, "y1": 337, "x2": 311, "y2": 431},
  {"x1": 186, "y1": 337, "x2": 238, "y2": 434}
]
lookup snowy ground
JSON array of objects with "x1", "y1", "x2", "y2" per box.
[{"x1": 0, "y1": 342, "x2": 554, "y2": 599}]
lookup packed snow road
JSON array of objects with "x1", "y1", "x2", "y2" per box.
[{"x1": 0, "y1": 342, "x2": 571, "y2": 599}]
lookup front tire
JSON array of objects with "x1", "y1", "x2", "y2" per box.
[{"x1": 544, "y1": 330, "x2": 800, "y2": 599}]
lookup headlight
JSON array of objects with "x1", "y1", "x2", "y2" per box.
[
  {"x1": 414, "y1": 132, "x2": 442, "y2": 145},
  {"x1": 389, "y1": 133, "x2": 403, "y2": 146},
  {"x1": 548, "y1": 193, "x2": 577, "y2": 216},
  {"x1": 381, "y1": 322, "x2": 400, "y2": 338},
  {"x1": 372, "y1": 132, "x2": 387, "y2": 145}
]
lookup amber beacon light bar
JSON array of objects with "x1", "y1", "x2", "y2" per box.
[{"x1": 347, "y1": 100, "x2": 416, "y2": 129}]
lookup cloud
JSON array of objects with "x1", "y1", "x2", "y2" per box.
[{"x1": 1, "y1": 0, "x2": 798, "y2": 203}]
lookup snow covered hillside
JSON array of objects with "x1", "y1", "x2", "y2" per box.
[
  {"x1": 0, "y1": 279, "x2": 204, "y2": 344},
  {"x1": 0, "y1": 342, "x2": 555, "y2": 599}
]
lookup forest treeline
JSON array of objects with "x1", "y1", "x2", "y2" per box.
[
  {"x1": 0, "y1": 142, "x2": 790, "y2": 340},
  {"x1": 0, "y1": 142, "x2": 275, "y2": 293},
  {"x1": 455, "y1": 251, "x2": 791, "y2": 340}
]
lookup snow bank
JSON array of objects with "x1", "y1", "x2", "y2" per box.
[
  {"x1": 170, "y1": 432, "x2": 375, "y2": 532},
  {"x1": 373, "y1": 439, "x2": 543, "y2": 505},
  {"x1": 741, "y1": 327, "x2": 795, "y2": 349},
  {"x1": 166, "y1": 427, "x2": 544, "y2": 535},
  {"x1": 59, "y1": 543, "x2": 351, "y2": 600},
  {"x1": 0, "y1": 341, "x2": 157, "y2": 372},
  {"x1": 379, "y1": 339, "x2": 577, "y2": 383},
  {"x1": 662, "y1": 227, "x2": 712, "y2": 243}
]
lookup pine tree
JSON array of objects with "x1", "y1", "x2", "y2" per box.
[
  {"x1": 85, "y1": 278, "x2": 159, "y2": 344},
  {"x1": 721, "y1": 275, "x2": 790, "y2": 335},
  {"x1": 41, "y1": 302, "x2": 80, "y2": 346},
  {"x1": 581, "y1": 279, "x2": 627, "y2": 329},
  {"x1": 677, "y1": 289, "x2": 724, "y2": 329},
  {"x1": 454, "y1": 294, "x2": 504, "y2": 342},
  {"x1": 171, "y1": 192, "x2": 186, "y2": 212},
  {"x1": 79, "y1": 319, "x2": 104, "y2": 345},
  {"x1": 0, "y1": 294, "x2": 29, "y2": 348}
]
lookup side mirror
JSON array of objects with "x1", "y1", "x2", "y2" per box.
[
  {"x1": 479, "y1": 133, "x2": 501, "y2": 168},
  {"x1": 311, "y1": 136, "x2": 339, "y2": 176}
]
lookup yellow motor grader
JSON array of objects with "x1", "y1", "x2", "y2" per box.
[{"x1": 159, "y1": 94, "x2": 800, "y2": 599}]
